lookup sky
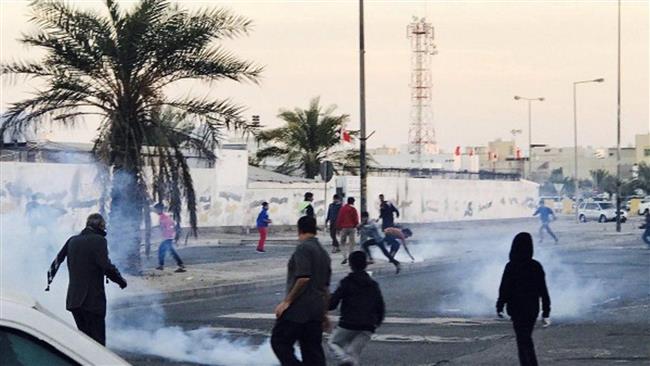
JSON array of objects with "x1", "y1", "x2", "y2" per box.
[{"x1": 1, "y1": 0, "x2": 648, "y2": 152}]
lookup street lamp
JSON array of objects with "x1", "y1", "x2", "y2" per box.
[
  {"x1": 514, "y1": 96, "x2": 544, "y2": 179},
  {"x1": 572, "y1": 78, "x2": 604, "y2": 183}
]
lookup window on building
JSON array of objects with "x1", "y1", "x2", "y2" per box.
[{"x1": 644, "y1": 149, "x2": 650, "y2": 157}]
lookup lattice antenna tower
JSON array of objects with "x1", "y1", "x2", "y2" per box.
[{"x1": 407, "y1": 17, "x2": 438, "y2": 163}]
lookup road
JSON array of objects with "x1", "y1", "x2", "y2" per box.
[{"x1": 115, "y1": 218, "x2": 650, "y2": 365}]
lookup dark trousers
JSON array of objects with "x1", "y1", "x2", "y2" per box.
[
  {"x1": 158, "y1": 239, "x2": 183, "y2": 267},
  {"x1": 539, "y1": 223, "x2": 558, "y2": 242},
  {"x1": 381, "y1": 219, "x2": 394, "y2": 230},
  {"x1": 71, "y1": 309, "x2": 106, "y2": 346},
  {"x1": 329, "y1": 226, "x2": 340, "y2": 248},
  {"x1": 513, "y1": 318, "x2": 538, "y2": 366},
  {"x1": 271, "y1": 319, "x2": 325, "y2": 366},
  {"x1": 643, "y1": 228, "x2": 650, "y2": 245},
  {"x1": 362, "y1": 239, "x2": 399, "y2": 265}
]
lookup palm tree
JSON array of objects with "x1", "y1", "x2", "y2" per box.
[
  {"x1": 590, "y1": 169, "x2": 612, "y2": 192},
  {"x1": 256, "y1": 97, "x2": 362, "y2": 179},
  {"x1": 1, "y1": 0, "x2": 261, "y2": 273}
]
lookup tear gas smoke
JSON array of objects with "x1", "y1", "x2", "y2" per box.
[
  {"x1": 434, "y1": 235, "x2": 606, "y2": 319},
  {"x1": 0, "y1": 162, "x2": 277, "y2": 365}
]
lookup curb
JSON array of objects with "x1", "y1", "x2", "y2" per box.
[{"x1": 112, "y1": 256, "x2": 461, "y2": 310}]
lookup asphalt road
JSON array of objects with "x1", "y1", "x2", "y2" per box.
[{"x1": 116, "y1": 220, "x2": 650, "y2": 366}]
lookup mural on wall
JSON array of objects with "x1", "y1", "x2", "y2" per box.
[{"x1": 1, "y1": 162, "x2": 539, "y2": 230}]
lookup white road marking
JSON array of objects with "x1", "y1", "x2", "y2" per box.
[
  {"x1": 202, "y1": 327, "x2": 508, "y2": 344},
  {"x1": 219, "y1": 312, "x2": 498, "y2": 326}
]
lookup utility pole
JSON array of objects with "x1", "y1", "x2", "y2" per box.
[
  {"x1": 359, "y1": 0, "x2": 368, "y2": 213},
  {"x1": 616, "y1": 0, "x2": 622, "y2": 232}
]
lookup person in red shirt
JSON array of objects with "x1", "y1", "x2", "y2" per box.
[
  {"x1": 335, "y1": 197, "x2": 359, "y2": 265},
  {"x1": 154, "y1": 203, "x2": 185, "y2": 272}
]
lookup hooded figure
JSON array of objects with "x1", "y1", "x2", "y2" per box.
[{"x1": 496, "y1": 232, "x2": 551, "y2": 366}]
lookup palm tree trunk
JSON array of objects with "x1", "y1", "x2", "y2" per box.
[{"x1": 108, "y1": 168, "x2": 143, "y2": 275}]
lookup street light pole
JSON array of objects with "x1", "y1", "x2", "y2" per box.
[
  {"x1": 572, "y1": 78, "x2": 605, "y2": 208},
  {"x1": 358, "y1": 0, "x2": 368, "y2": 213},
  {"x1": 616, "y1": 0, "x2": 622, "y2": 232},
  {"x1": 514, "y1": 96, "x2": 544, "y2": 179}
]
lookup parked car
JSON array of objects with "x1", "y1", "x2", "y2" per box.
[
  {"x1": 638, "y1": 197, "x2": 650, "y2": 216},
  {"x1": 0, "y1": 292, "x2": 130, "y2": 366},
  {"x1": 577, "y1": 201, "x2": 627, "y2": 223}
]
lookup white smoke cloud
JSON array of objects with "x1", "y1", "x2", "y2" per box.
[
  {"x1": 434, "y1": 234, "x2": 606, "y2": 319},
  {"x1": 0, "y1": 162, "x2": 278, "y2": 366}
]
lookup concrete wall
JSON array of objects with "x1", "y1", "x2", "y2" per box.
[
  {"x1": 339, "y1": 176, "x2": 538, "y2": 222},
  {"x1": 0, "y1": 161, "x2": 538, "y2": 230}
]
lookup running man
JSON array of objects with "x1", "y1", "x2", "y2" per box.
[
  {"x1": 533, "y1": 201, "x2": 558, "y2": 244},
  {"x1": 154, "y1": 203, "x2": 186, "y2": 272},
  {"x1": 359, "y1": 212, "x2": 400, "y2": 274},
  {"x1": 379, "y1": 194, "x2": 400, "y2": 230}
]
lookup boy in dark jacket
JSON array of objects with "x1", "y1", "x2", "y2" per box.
[
  {"x1": 496, "y1": 232, "x2": 551, "y2": 366},
  {"x1": 328, "y1": 251, "x2": 385, "y2": 366}
]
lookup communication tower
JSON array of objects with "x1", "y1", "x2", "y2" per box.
[{"x1": 407, "y1": 17, "x2": 438, "y2": 162}]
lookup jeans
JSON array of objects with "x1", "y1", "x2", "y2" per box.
[
  {"x1": 643, "y1": 228, "x2": 650, "y2": 245},
  {"x1": 328, "y1": 326, "x2": 372, "y2": 366},
  {"x1": 362, "y1": 239, "x2": 399, "y2": 265},
  {"x1": 340, "y1": 228, "x2": 357, "y2": 259},
  {"x1": 539, "y1": 223, "x2": 558, "y2": 242},
  {"x1": 71, "y1": 309, "x2": 106, "y2": 346},
  {"x1": 257, "y1": 227, "x2": 268, "y2": 250},
  {"x1": 329, "y1": 225, "x2": 340, "y2": 248},
  {"x1": 271, "y1": 319, "x2": 325, "y2": 366},
  {"x1": 158, "y1": 239, "x2": 183, "y2": 267},
  {"x1": 513, "y1": 318, "x2": 538, "y2": 366}
]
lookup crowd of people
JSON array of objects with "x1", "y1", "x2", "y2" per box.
[{"x1": 44, "y1": 194, "x2": 557, "y2": 366}]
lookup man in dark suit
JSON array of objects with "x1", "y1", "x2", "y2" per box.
[{"x1": 46, "y1": 213, "x2": 127, "y2": 345}]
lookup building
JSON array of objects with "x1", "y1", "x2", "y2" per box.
[
  {"x1": 636, "y1": 133, "x2": 650, "y2": 165},
  {"x1": 531, "y1": 146, "x2": 637, "y2": 181}
]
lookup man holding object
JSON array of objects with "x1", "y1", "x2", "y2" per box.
[{"x1": 46, "y1": 213, "x2": 127, "y2": 346}]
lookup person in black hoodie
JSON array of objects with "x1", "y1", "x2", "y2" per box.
[
  {"x1": 496, "y1": 232, "x2": 551, "y2": 366},
  {"x1": 328, "y1": 251, "x2": 385, "y2": 366},
  {"x1": 46, "y1": 213, "x2": 127, "y2": 345}
]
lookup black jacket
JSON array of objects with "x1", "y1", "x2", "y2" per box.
[
  {"x1": 379, "y1": 202, "x2": 399, "y2": 226},
  {"x1": 496, "y1": 233, "x2": 551, "y2": 321},
  {"x1": 329, "y1": 271, "x2": 385, "y2": 332},
  {"x1": 50, "y1": 227, "x2": 126, "y2": 316}
]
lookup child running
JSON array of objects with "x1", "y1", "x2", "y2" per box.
[
  {"x1": 358, "y1": 211, "x2": 400, "y2": 274},
  {"x1": 328, "y1": 251, "x2": 385, "y2": 366}
]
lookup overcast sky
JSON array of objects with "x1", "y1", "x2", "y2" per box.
[{"x1": 1, "y1": 1, "x2": 648, "y2": 152}]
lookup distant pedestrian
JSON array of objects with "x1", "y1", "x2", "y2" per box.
[
  {"x1": 256, "y1": 202, "x2": 272, "y2": 253},
  {"x1": 533, "y1": 201, "x2": 558, "y2": 244},
  {"x1": 328, "y1": 251, "x2": 385, "y2": 366},
  {"x1": 496, "y1": 232, "x2": 551, "y2": 366},
  {"x1": 641, "y1": 213, "x2": 650, "y2": 246},
  {"x1": 271, "y1": 216, "x2": 332, "y2": 366},
  {"x1": 326, "y1": 194, "x2": 343, "y2": 253},
  {"x1": 299, "y1": 192, "x2": 315, "y2": 219},
  {"x1": 336, "y1": 197, "x2": 360, "y2": 265},
  {"x1": 154, "y1": 203, "x2": 185, "y2": 272},
  {"x1": 359, "y1": 212, "x2": 401, "y2": 274},
  {"x1": 45, "y1": 213, "x2": 127, "y2": 345},
  {"x1": 379, "y1": 194, "x2": 400, "y2": 230},
  {"x1": 384, "y1": 227, "x2": 415, "y2": 262}
]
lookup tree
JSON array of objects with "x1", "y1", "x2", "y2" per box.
[
  {"x1": 255, "y1": 97, "x2": 361, "y2": 179},
  {"x1": 590, "y1": 169, "x2": 612, "y2": 193},
  {"x1": 1, "y1": 0, "x2": 261, "y2": 273}
]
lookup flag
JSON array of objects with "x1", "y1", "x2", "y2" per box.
[
  {"x1": 516, "y1": 148, "x2": 522, "y2": 159},
  {"x1": 454, "y1": 146, "x2": 461, "y2": 156},
  {"x1": 342, "y1": 128, "x2": 352, "y2": 143}
]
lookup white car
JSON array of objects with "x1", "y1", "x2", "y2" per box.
[
  {"x1": 638, "y1": 198, "x2": 650, "y2": 216},
  {"x1": 0, "y1": 292, "x2": 130, "y2": 366},
  {"x1": 577, "y1": 202, "x2": 627, "y2": 223}
]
